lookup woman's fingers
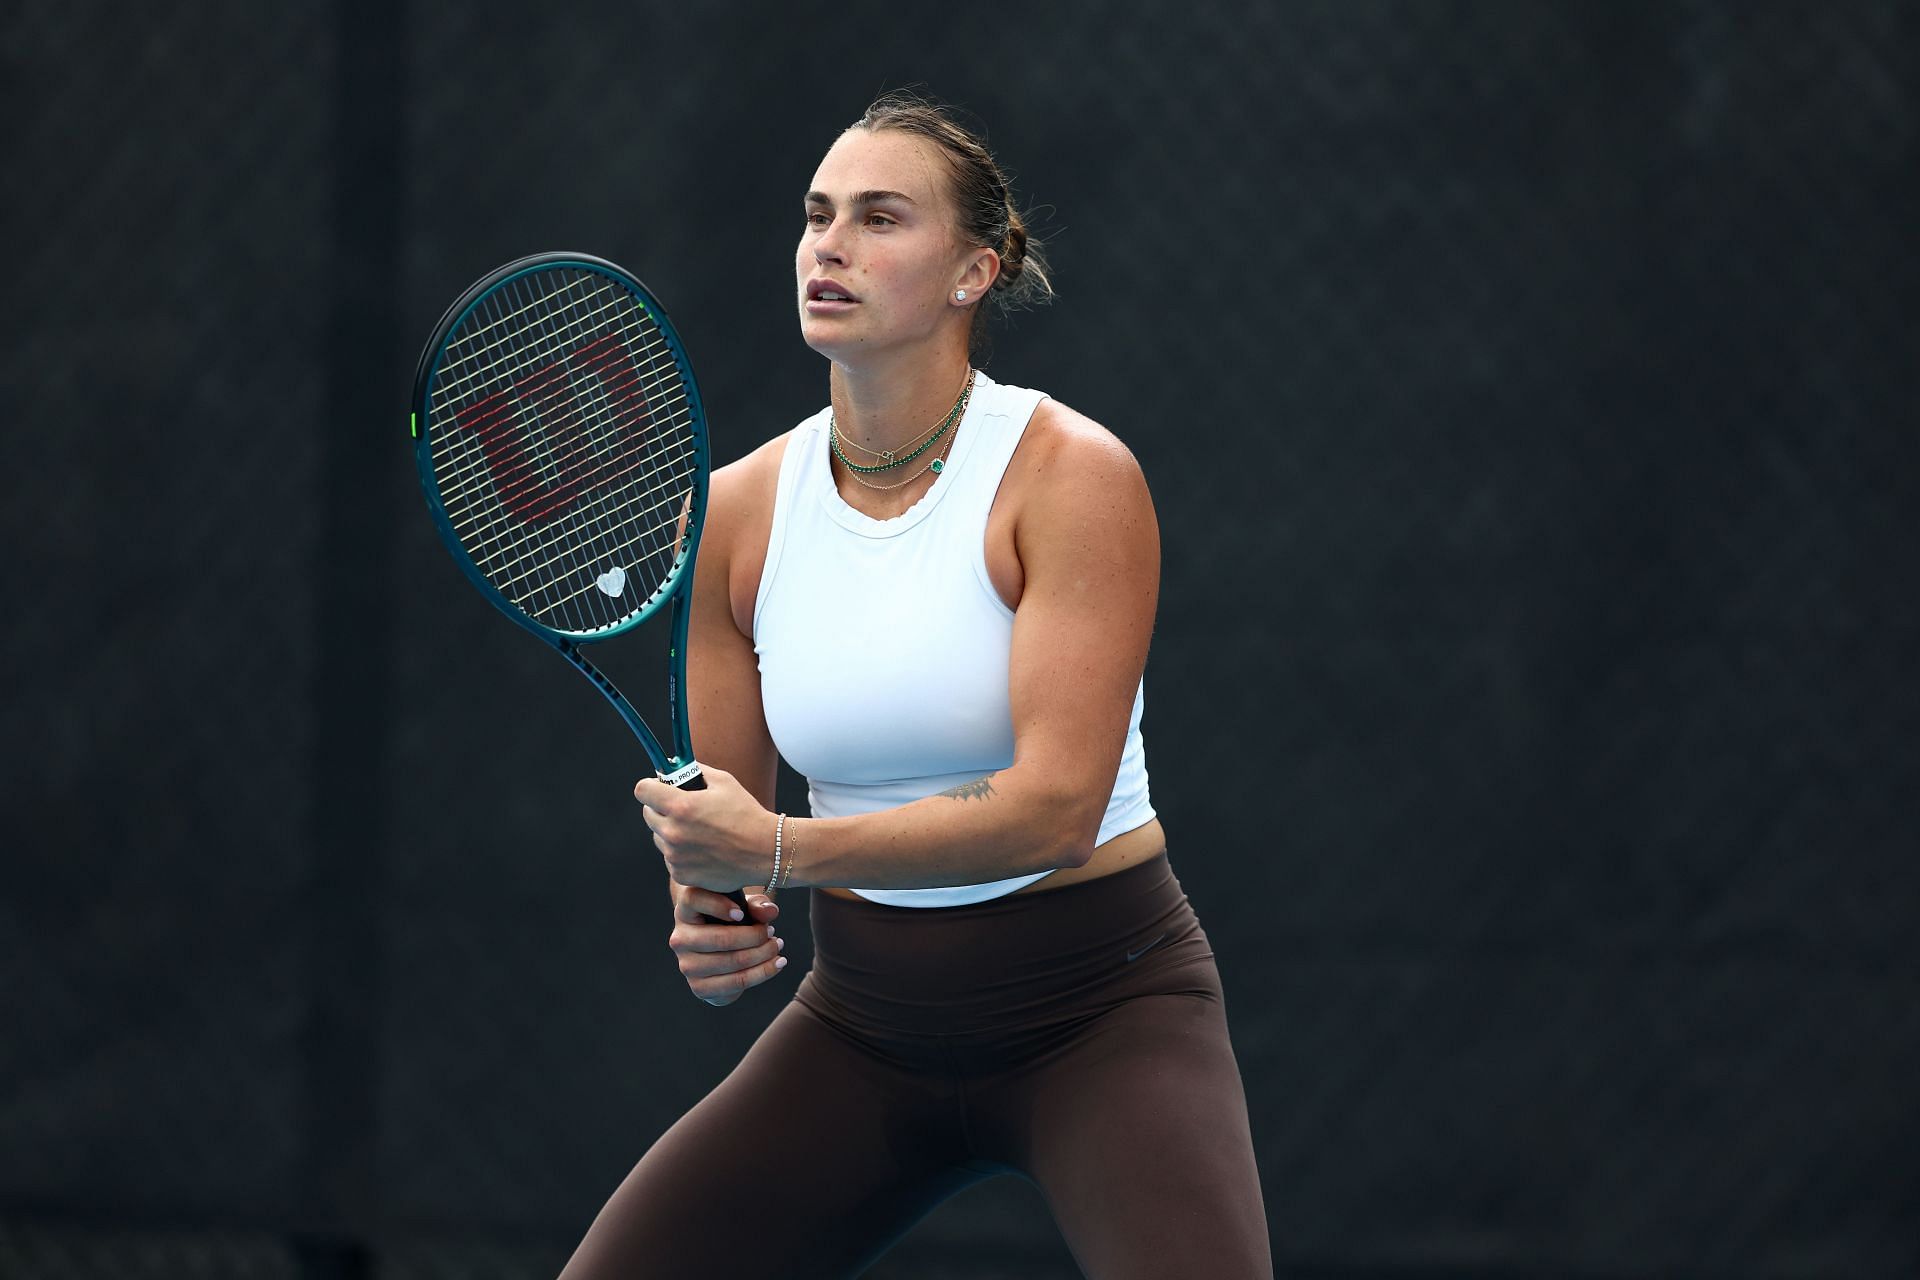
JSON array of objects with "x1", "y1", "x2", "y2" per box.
[
  {"x1": 671, "y1": 919, "x2": 776, "y2": 956},
  {"x1": 678, "y1": 934, "x2": 784, "y2": 981},
  {"x1": 683, "y1": 936, "x2": 787, "y2": 1005},
  {"x1": 692, "y1": 949, "x2": 787, "y2": 1005},
  {"x1": 672, "y1": 886, "x2": 780, "y2": 927},
  {"x1": 667, "y1": 881, "x2": 787, "y2": 1004},
  {"x1": 672, "y1": 888, "x2": 744, "y2": 925}
]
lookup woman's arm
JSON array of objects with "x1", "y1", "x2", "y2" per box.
[
  {"x1": 641, "y1": 402, "x2": 1160, "y2": 892},
  {"x1": 686, "y1": 443, "x2": 782, "y2": 812},
  {"x1": 663, "y1": 442, "x2": 786, "y2": 1004}
]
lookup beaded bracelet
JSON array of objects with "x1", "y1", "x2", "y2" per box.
[{"x1": 770, "y1": 813, "x2": 786, "y2": 899}]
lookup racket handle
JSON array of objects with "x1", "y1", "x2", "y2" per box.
[{"x1": 665, "y1": 764, "x2": 756, "y2": 922}]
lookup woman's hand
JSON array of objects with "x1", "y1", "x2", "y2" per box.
[
  {"x1": 635, "y1": 764, "x2": 780, "y2": 893},
  {"x1": 666, "y1": 881, "x2": 785, "y2": 1006}
]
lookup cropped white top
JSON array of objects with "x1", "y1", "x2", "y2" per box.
[{"x1": 751, "y1": 371, "x2": 1155, "y2": 907}]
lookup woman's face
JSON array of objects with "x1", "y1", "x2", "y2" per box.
[{"x1": 796, "y1": 128, "x2": 986, "y2": 363}]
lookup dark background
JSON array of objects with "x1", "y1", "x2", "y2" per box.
[{"x1": 5, "y1": 2, "x2": 1917, "y2": 1277}]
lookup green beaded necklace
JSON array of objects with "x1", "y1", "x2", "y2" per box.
[{"x1": 830, "y1": 369, "x2": 975, "y2": 475}]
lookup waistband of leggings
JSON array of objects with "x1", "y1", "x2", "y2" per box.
[
  {"x1": 814, "y1": 848, "x2": 1176, "y2": 924},
  {"x1": 803, "y1": 850, "x2": 1197, "y2": 1031}
]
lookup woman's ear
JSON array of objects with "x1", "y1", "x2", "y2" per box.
[{"x1": 953, "y1": 248, "x2": 1001, "y2": 304}]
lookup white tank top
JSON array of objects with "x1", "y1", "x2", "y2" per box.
[{"x1": 751, "y1": 371, "x2": 1155, "y2": 907}]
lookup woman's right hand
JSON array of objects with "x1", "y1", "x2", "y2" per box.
[{"x1": 667, "y1": 880, "x2": 786, "y2": 1006}]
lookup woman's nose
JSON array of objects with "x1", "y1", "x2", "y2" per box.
[{"x1": 813, "y1": 219, "x2": 849, "y2": 264}]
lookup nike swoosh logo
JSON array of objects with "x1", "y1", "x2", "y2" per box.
[{"x1": 1125, "y1": 932, "x2": 1168, "y2": 963}]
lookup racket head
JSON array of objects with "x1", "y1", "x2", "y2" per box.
[{"x1": 410, "y1": 252, "x2": 711, "y2": 647}]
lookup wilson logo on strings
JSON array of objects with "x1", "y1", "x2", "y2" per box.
[{"x1": 450, "y1": 333, "x2": 654, "y2": 526}]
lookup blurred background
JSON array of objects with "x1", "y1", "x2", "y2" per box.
[{"x1": 4, "y1": 2, "x2": 1916, "y2": 1277}]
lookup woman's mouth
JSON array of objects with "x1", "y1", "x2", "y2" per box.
[{"x1": 806, "y1": 279, "x2": 860, "y2": 313}]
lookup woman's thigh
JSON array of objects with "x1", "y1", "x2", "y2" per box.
[
  {"x1": 560, "y1": 996, "x2": 983, "y2": 1280},
  {"x1": 979, "y1": 985, "x2": 1274, "y2": 1280}
]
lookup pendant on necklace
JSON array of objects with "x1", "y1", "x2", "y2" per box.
[{"x1": 930, "y1": 459, "x2": 945, "y2": 474}]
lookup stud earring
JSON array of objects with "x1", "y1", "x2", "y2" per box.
[{"x1": 955, "y1": 289, "x2": 967, "y2": 302}]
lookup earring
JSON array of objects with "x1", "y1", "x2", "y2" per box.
[{"x1": 955, "y1": 289, "x2": 967, "y2": 302}]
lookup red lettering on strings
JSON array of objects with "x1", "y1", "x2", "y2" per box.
[{"x1": 450, "y1": 333, "x2": 654, "y2": 526}]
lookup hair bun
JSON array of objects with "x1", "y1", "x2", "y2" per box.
[{"x1": 992, "y1": 207, "x2": 1051, "y2": 314}]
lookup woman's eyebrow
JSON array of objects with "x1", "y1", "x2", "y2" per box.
[{"x1": 804, "y1": 189, "x2": 920, "y2": 208}]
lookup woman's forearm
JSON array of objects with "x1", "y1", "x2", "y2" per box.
[{"x1": 784, "y1": 765, "x2": 1100, "y2": 890}]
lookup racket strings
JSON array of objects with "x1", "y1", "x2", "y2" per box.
[
  {"x1": 432, "y1": 343, "x2": 685, "y2": 520},
  {"x1": 427, "y1": 267, "x2": 701, "y2": 632},
  {"x1": 438, "y1": 352, "x2": 692, "y2": 628},
  {"x1": 436, "y1": 337, "x2": 694, "y2": 603},
  {"x1": 433, "y1": 278, "x2": 629, "y2": 404},
  {"x1": 436, "y1": 270, "x2": 596, "y2": 363},
  {"x1": 450, "y1": 418, "x2": 695, "y2": 595},
  {"x1": 446, "y1": 386, "x2": 695, "y2": 614},
  {"x1": 431, "y1": 283, "x2": 682, "y2": 508},
  {"x1": 476, "y1": 459, "x2": 698, "y2": 613},
  {"x1": 525, "y1": 497, "x2": 695, "y2": 621},
  {"x1": 432, "y1": 275, "x2": 682, "y2": 460},
  {"x1": 432, "y1": 333, "x2": 686, "y2": 522},
  {"x1": 443, "y1": 294, "x2": 692, "y2": 619},
  {"x1": 432, "y1": 272, "x2": 615, "y2": 387}
]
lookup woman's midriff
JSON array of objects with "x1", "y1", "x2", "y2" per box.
[{"x1": 817, "y1": 816, "x2": 1167, "y2": 902}]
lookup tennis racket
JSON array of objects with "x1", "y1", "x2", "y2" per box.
[{"x1": 411, "y1": 251, "x2": 750, "y2": 920}]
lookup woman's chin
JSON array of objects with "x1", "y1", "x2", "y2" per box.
[{"x1": 800, "y1": 321, "x2": 873, "y2": 363}]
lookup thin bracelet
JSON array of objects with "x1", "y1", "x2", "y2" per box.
[
  {"x1": 778, "y1": 816, "x2": 796, "y2": 889},
  {"x1": 769, "y1": 813, "x2": 786, "y2": 900}
]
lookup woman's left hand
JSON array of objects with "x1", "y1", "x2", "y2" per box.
[{"x1": 634, "y1": 765, "x2": 779, "y2": 892}]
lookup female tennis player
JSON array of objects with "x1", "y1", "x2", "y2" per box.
[{"x1": 561, "y1": 92, "x2": 1272, "y2": 1278}]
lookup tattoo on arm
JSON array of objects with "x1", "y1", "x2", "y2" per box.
[{"x1": 937, "y1": 774, "x2": 998, "y2": 802}]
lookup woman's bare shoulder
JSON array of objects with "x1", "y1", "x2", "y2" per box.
[
  {"x1": 1012, "y1": 396, "x2": 1151, "y2": 503},
  {"x1": 707, "y1": 431, "x2": 795, "y2": 546},
  {"x1": 713, "y1": 430, "x2": 792, "y2": 499}
]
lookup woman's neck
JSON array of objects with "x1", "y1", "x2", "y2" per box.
[{"x1": 828, "y1": 345, "x2": 975, "y2": 455}]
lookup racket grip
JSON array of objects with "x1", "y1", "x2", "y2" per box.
[{"x1": 666, "y1": 764, "x2": 756, "y2": 922}]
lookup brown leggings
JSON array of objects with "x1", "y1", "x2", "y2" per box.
[{"x1": 560, "y1": 852, "x2": 1273, "y2": 1278}]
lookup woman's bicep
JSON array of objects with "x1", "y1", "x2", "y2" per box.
[{"x1": 1005, "y1": 420, "x2": 1159, "y2": 823}]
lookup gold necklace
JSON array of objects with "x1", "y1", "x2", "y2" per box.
[
  {"x1": 829, "y1": 368, "x2": 974, "y2": 471},
  {"x1": 839, "y1": 412, "x2": 959, "y2": 491},
  {"x1": 831, "y1": 410, "x2": 948, "y2": 461}
]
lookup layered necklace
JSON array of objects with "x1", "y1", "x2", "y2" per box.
[{"x1": 830, "y1": 368, "x2": 976, "y2": 492}]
